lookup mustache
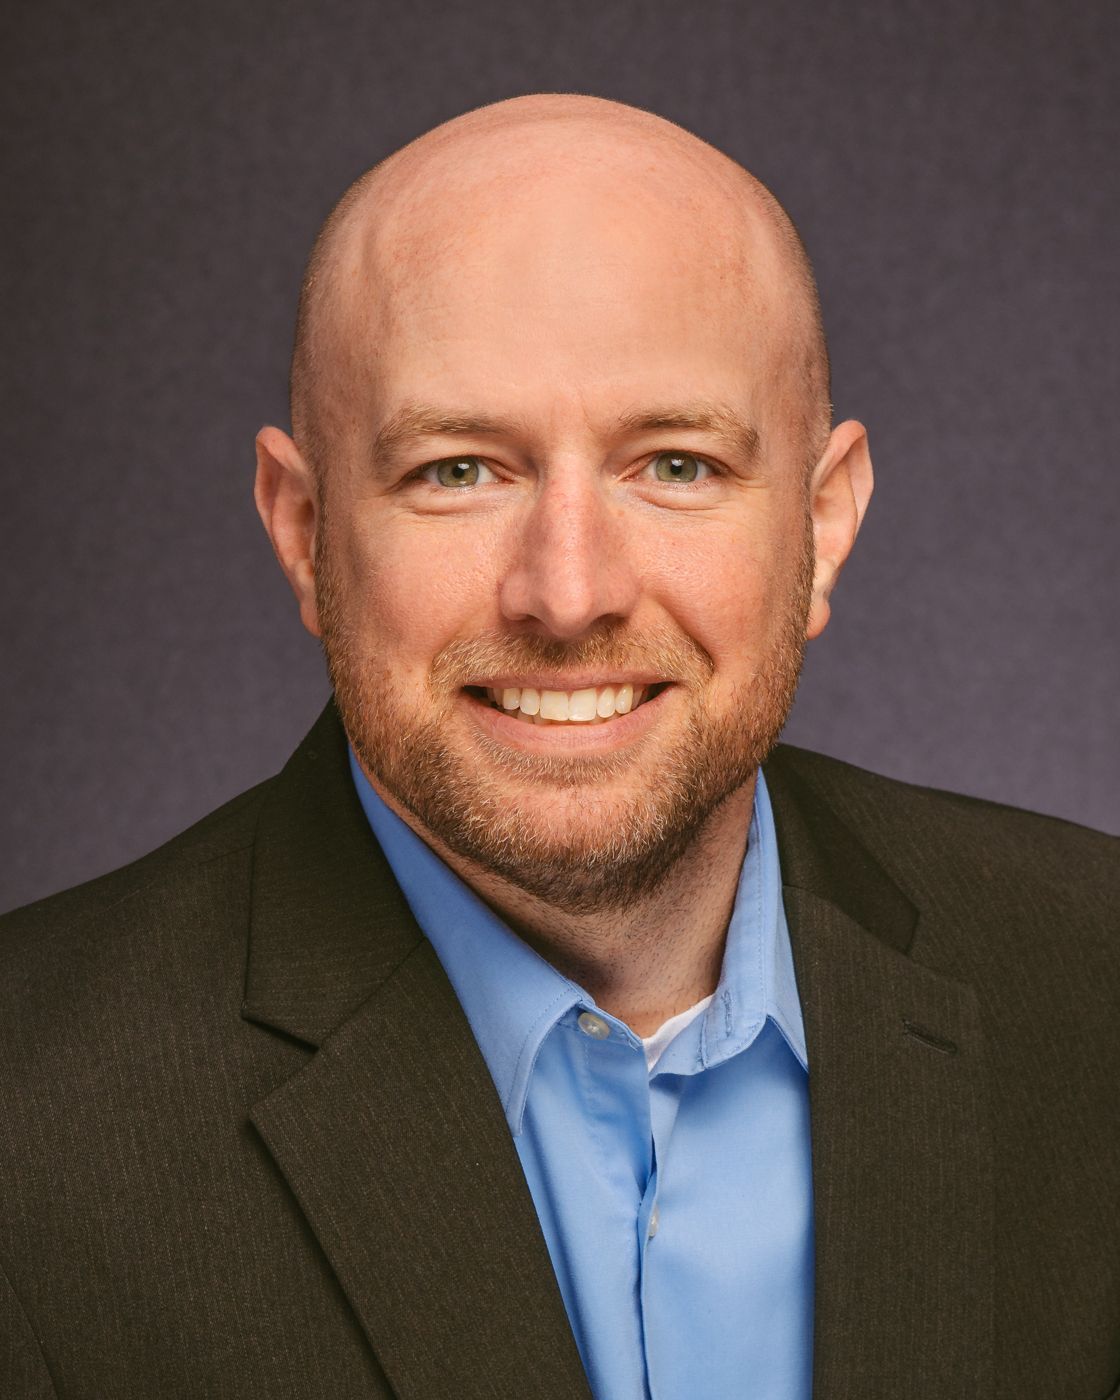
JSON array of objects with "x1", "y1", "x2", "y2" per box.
[{"x1": 428, "y1": 624, "x2": 716, "y2": 692}]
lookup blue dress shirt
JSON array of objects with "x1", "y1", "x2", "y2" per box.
[{"x1": 350, "y1": 751, "x2": 813, "y2": 1400}]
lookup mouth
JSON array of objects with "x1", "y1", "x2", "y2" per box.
[{"x1": 463, "y1": 681, "x2": 672, "y2": 727}]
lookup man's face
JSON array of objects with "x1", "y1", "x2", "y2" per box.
[{"x1": 314, "y1": 165, "x2": 816, "y2": 910}]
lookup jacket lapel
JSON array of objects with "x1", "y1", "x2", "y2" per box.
[
  {"x1": 766, "y1": 750, "x2": 994, "y2": 1399},
  {"x1": 243, "y1": 704, "x2": 592, "y2": 1400}
]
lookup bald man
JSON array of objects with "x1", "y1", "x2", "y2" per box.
[{"x1": 1, "y1": 96, "x2": 1117, "y2": 1400}]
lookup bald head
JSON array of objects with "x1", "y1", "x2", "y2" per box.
[{"x1": 289, "y1": 94, "x2": 830, "y2": 482}]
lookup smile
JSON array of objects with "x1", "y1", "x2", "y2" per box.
[{"x1": 465, "y1": 682, "x2": 669, "y2": 727}]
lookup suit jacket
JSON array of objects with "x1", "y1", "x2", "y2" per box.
[{"x1": 1, "y1": 700, "x2": 1117, "y2": 1400}]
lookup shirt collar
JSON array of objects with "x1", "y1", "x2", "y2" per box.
[
  {"x1": 349, "y1": 752, "x2": 806, "y2": 1131},
  {"x1": 685, "y1": 768, "x2": 807, "y2": 1075}
]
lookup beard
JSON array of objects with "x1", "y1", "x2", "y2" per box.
[{"x1": 317, "y1": 525, "x2": 813, "y2": 917}]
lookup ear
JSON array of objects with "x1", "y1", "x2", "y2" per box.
[
  {"x1": 805, "y1": 419, "x2": 874, "y2": 640},
  {"x1": 254, "y1": 426, "x2": 323, "y2": 638}
]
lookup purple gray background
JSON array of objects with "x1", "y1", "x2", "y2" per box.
[{"x1": 3, "y1": 0, "x2": 1117, "y2": 914}]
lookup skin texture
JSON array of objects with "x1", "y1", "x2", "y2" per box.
[{"x1": 255, "y1": 94, "x2": 873, "y2": 1035}]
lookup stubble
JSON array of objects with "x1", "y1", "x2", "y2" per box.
[{"x1": 317, "y1": 523, "x2": 813, "y2": 916}]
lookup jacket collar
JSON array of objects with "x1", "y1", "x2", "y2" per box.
[
  {"x1": 241, "y1": 700, "x2": 423, "y2": 1048},
  {"x1": 763, "y1": 744, "x2": 920, "y2": 955}
]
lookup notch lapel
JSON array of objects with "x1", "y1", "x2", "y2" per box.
[
  {"x1": 243, "y1": 704, "x2": 592, "y2": 1400},
  {"x1": 766, "y1": 749, "x2": 995, "y2": 1399}
]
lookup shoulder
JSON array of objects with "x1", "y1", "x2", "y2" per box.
[
  {"x1": 767, "y1": 741, "x2": 1117, "y2": 886},
  {"x1": 764, "y1": 742, "x2": 1118, "y2": 987},
  {"x1": 0, "y1": 777, "x2": 275, "y2": 1016}
]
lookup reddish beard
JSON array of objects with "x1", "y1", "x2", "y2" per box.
[{"x1": 316, "y1": 527, "x2": 813, "y2": 915}]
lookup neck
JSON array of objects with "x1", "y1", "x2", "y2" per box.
[{"x1": 410, "y1": 779, "x2": 757, "y2": 1039}]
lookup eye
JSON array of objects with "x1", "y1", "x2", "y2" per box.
[
  {"x1": 418, "y1": 455, "x2": 498, "y2": 488},
  {"x1": 641, "y1": 451, "x2": 717, "y2": 484}
]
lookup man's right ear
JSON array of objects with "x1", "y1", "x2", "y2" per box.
[{"x1": 254, "y1": 426, "x2": 322, "y2": 638}]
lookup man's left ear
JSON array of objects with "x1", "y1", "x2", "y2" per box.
[{"x1": 805, "y1": 419, "x2": 874, "y2": 640}]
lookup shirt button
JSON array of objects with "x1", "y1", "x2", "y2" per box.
[
  {"x1": 577, "y1": 1010, "x2": 610, "y2": 1040},
  {"x1": 648, "y1": 1204, "x2": 660, "y2": 1239}
]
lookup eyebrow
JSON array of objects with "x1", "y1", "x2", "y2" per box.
[
  {"x1": 372, "y1": 406, "x2": 517, "y2": 464},
  {"x1": 370, "y1": 400, "x2": 762, "y2": 470},
  {"x1": 614, "y1": 405, "x2": 761, "y2": 465}
]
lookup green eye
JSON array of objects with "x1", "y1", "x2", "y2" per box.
[
  {"x1": 430, "y1": 456, "x2": 485, "y2": 487},
  {"x1": 650, "y1": 451, "x2": 706, "y2": 483}
]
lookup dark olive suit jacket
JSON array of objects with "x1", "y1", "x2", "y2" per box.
[{"x1": 1, "y1": 701, "x2": 1117, "y2": 1399}]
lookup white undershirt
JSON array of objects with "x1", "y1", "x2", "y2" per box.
[{"x1": 640, "y1": 993, "x2": 715, "y2": 1071}]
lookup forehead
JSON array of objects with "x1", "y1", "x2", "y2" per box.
[{"x1": 333, "y1": 134, "x2": 794, "y2": 436}]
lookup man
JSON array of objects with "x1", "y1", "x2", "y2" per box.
[{"x1": 0, "y1": 93, "x2": 1116, "y2": 1400}]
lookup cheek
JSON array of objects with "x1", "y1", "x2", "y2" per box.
[
  {"x1": 341, "y1": 515, "x2": 501, "y2": 657},
  {"x1": 642, "y1": 516, "x2": 799, "y2": 663}
]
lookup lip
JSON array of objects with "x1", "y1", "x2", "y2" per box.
[
  {"x1": 467, "y1": 674, "x2": 670, "y2": 692},
  {"x1": 460, "y1": 683, "x2": 675, "y2": 752}
]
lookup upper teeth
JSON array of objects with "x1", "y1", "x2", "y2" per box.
[{"x1": 484, "y1": 683, "x2": 650, "y2": 723}]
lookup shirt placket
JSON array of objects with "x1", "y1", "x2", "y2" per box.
[{"x1": 571, "y1": 1007, "x2": 659, "y2": 1398}]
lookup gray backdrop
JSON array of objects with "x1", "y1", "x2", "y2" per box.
[{"x1": 3, "y1": 0, "x2": 1117, "y2": 914}]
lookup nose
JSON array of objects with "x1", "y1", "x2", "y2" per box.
[{"x1": 497, "y1": 467, "x2": 640, "y2": 638}]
